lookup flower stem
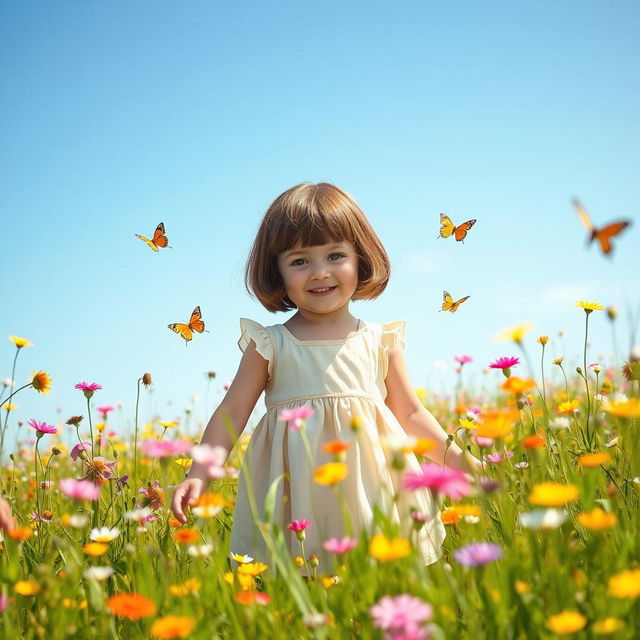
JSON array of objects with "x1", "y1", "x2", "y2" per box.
[
  {"x1": 583, "y1": 314, "x2": 592, "y2": 447},
  {"x1": 86, "y1": 397, "x2": 95, "y2": 460},
  {"x1": 134, "y1": 378, "x2": 142, "y2": 483}
]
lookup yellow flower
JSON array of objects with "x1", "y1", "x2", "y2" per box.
[
  {"x1": 411, "y1": 438, "x2": 436, "y2": 455},
  {"x1": 313, "y1": 462, "x2": 347, "y2": 485},
  {"x1": 15, "y1": 580, "x2": 40, "y2": 595},
  {"x1": 322, "y1": 576, "x2": 340, "y2": 589},
  {"x1": 169, "y1": 577, "x2": 201, "y2": 596},
  {"x1": 459, "y1": 418, "x2": 477, "y2": 429},
  {"x1": 577, "y1": 507, "x2": 617, "y2": 530},
  {"x1": 83, "y1": 542, "x2": 109, "y2": 557},
  {"x1": 475, "y1": 415, "x2": 513, "y2": 439},
  {"x1": 223, "y1": 572, "x2": 234, "y2": 586},
  {"x1": 558, "y1": 399, "x2": 580, "y2": 414},
  {"x1": 62, "y1": 598, "x2": 88, "y2": 609},
  {"x1": 95, "y1": 422, "x2": 106, "y2": 433},
  {"x1": 546, "y1": 611, "x2": 587, "y2": 634},
  {"x1": 608, "y1": 569, "x2": 640, "y2": 598},
  {"x1": 494, "y1": 322, "x2": 534, "y2": 344},
  {"x1": 529, "y1": 483, "x2": 579, "y2": 507},
  {"x1": 576, "y1": 300, "x2": 604, "y2": 312},
  {"x1": 592, "y1": 618, "x2": 624, "y2": 634},
  {"x1": 537, "y1": 335, "x2": 549, "y2": 345},
  {"x1": 174, "y1": 458, "x2": 192, "y2": 469},
  {"x1": 369, "y1": 534, "x2": 410, "y2": 562},
  {"x1": 160, "y1": 421, "x2": 179, "y2": 429},
  {"x1": 514, "y1": 581, "x2": 530, "y2": 594},
  {"x1": 30, "y1": 371, "x2": 52, "y2": 394},
  {"x1": 150, "y1": 615, "x2": 196, "y2": 639},
  {"x1": 578, "y1": 452, "x2": 611, "y2": 467},
  {"x1": 9, "y1": 336, "x2": 34, "y2": 348},
  {"x1": 602, "y1": 398, "x2": 640, "y2": 418},
  {"x1": 237, "y1": 562, "x2": 268, "y2": 577},
  {"x1": 3, "y1": 404, "x2": 18, "y2": 411}
]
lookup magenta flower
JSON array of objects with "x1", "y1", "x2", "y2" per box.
[
  {"x1": 323, "y1": 536, "x2": 358, "y2": 554},
  {"x1": 27, "y1": 418, "x2": 58, "y2": 436},
  {"x1": 96, "y1": 405, "x2": 114, "y2": 419},
  {"x1": 454, "y1": 541, "x2": 503, "y2": 566},
  {"x1": 288, "y1": 519, "x2": 311, "y2": 532},
  {"x1": 139, "y1": 438, "x2": 192, "y2": 458},
  {"x1": 403, "y1": 463, "x2": 472, "y2": 499},
  {"x1": 191, "y1": 444, "x2": 227, "y2": 478},
  {"x1": 59, "y1": 478, "x2": 101, "y2": 500},
  {"x1": 454, "y1": 354, "x2": 473, "y2": 365},
  {"x1": 70, "y1": 442, "x2": 91, "y2": 460},
  {"x1": 74, "y1": 381, "x2": 102, "y2": 399},
  {"x1": 489, "y1": 356, "x2": 520, "y2": 378},
  {"x1": 278, "y1": 405, "x2": 315, "y2": 431},
  {"x1": 370, "y1": 594, "x2": 433, "y2": 640}
]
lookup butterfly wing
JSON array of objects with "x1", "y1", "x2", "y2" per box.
[
  {"x1": 168, "y1": 323, "x2": 193, "y2": 342},
  {"x1": 450, "y1": 295, "x2": 470, "y2": 312},
  {"x1": 453, "y1": 219, "x2": 477, "y2": 242},
  {"x1": 441, "y1": 291, "x2": 454, "y2": 312},
  {"x1": 594, "y1": 221, "x2": 631, "y2": 255},
  {"x1": 439, "y1": 214, "x2": 455, "y2": 239},
  {"x1": 188, "y1": 306, "x2": 206, "y2": 334},
  {"x1": 135, "y1": 233, "x2": 159, "y2": 252},
  {"x1": 572, "y1": 199, "x2": 594, "y2": 233},
  {"x1": 152, "y1": 222, "x2": 169, "y2": 249}
]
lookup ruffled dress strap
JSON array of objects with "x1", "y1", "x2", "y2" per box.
[
  {"x1": 380, "y1": 320, "x2": 407, "y2": 378},
  {"x1": 238, "y1": 318, "x2": 275, "y2": 381}
]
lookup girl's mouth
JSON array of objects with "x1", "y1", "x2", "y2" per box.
[{"x1": 308, "y1": 286, "x2": 336, "y2": 296}]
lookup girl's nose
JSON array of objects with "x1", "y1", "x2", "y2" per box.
[{"x1": 310, "y1": 262, "x2": 330, "y2": 279}]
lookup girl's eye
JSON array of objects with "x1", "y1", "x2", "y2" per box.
[
  {"x1": 290, "y1": 258, "x2": 307, "y2": 267},
  {"x1": 328, "y1": 252, "x2": 346, "y2": 261}
]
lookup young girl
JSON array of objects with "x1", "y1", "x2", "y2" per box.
[{"x1": 171, "y1": 182, "x2": 479, "y2": 571}]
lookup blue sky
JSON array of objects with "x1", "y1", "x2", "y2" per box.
[{"x1": 1, "y1": 1, "x2": 638, "y2": 448}]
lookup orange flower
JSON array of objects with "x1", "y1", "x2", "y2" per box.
[
  {"x1": 322, "y1": 440, "x2": 351, "y2": 454},
  {"x1": 313, "y1": 462, "x2": 347, "y2": 485},
  {"x1": 8, "y1": 527, "x2": 33, "y2": 540},
  {"x1": 522, "y1": 435, "x2": 546, "y2": 449},
  {"x1": 603, "y1": 398, "x2": 640, "y2": 418},
  {"x1": 234, "y1": 591, "x2": 270, "y2": 605},
  {"x1": 173, "y1": 528, "x2": 199, "y2": 544},
  {"x1": 30, "y1": 371, "x2": 53, "y2": 394},
  {"x1": 83, "y1": 542, "x2": 109, "y2": 557},
  {"x1": 501, "y1": 376, "x2": 535, "y2": 395},
  {"x1": 106, "y1": 593, "x2": 157, "y2": 620},
  {"x1": 15, "y1": 580, "x2": 40, "y2": 595},
  {"x1": 150, "y1": 615, "x2": 196, "y2": 638},
  {"x1": 577, "y1": 507, "x2": 617, "y2": 530},
  {"x1": 578, "y1": 452, "x2": 611, "y2": 468},
  {"x1": 440, "y1": 508, "x2": 461, "y2": 525},
  {"x1": 411, "y1": 438, "x2": 437, "y2": 455},
  {"x1": 475, "y1": 410, "x2": 514, "y2": 439},
  {"x1": 168, "y1": 517, "x2": 182, "y2": 527}
]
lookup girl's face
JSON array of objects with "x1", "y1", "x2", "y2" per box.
[{"x1": 277, "y1": 241, "x2": 359, "y2": 318}]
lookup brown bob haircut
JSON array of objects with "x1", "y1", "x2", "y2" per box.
[{"x1": 246, "y1": 182, "x2": 391, "y2": 312}]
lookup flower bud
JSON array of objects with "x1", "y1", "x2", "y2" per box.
[
  {"x1": 309, "y1": 555, "x2": 319, "y2": 568},
  {"x1": 294, "y1": 556, "x2": 305, "y2": 567},
  {"x1": 142, "y1": 373, "x2": 153, "y2": 387},
  {"x1": 606, "y1": 306, "x2": 617, "y2": 321},
  {"x1": 51, "y1": 447, "x2": 61, "y2": 456},
  {"x1": 538, "y1": 336, "x2": 549, "y2": 345}
]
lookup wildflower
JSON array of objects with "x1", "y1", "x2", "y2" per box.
[
  {"x1": 62, "y1": 513, "x2": 89, "y2": 528},
  {"x1": 141, "y1": 372, "x2": 153, "y2": 387},
  {"x1": 191, "y1": 444, "x2": 227, "y2": 477},
  {"x1": 8, "y1": 526, "x2": 33, "y2": 540},
  {"x1": 550, "y1": 417, "x2": 571, "y2": 430},
  {"x1": 350, "y1": 415, "x2": 363, "y2": 432},
  {"x1": 538, "y1": 336, "x2": 549, "y2": 345},
  {"x1": 14, "y1": 580, "x2": 40, "y2": 595},
  {"x1": 576, "y1": 300, "x2": 604, "y2": 314},
  {"x1": 139, "y1": 439, "x2": 192, "y2": 458},
  {"x1": 558, "y1": 399, "x2": 581, "y2": 414},
  {"x1": 90, "y1": 526, "x2": 120, "y2": 542},
  {"x1": 288, "y1": 519, "x2": 311, "y2": 541},
  {"x1": 237, "y1": 562, "x2": 268, "y2": 577},
  {"x1": 484, "y1": 451, "x2": 513, "y2": 464},
  {"x1": 74, "y1": 381, "x2": 102, "y2": 399},
  {"x1": 577, "y1": 507, "x2": 617, "y2": 530},
  {"x1": 322, "y1": 440, "x2": 351, "y2": 455},
  {"x1": 9, "y1": 336, "x2": 34, "y2": 348},
  {"x1": 553, "y1": 357, "x2": 564, "y2": 365},
  {"x1": 369, "y1": 534, "x2": 410, "y2": 562},
  {"x1": 522, "y1": 435, "x2": 545, "y2": 449},
  {"x1": 578, "y1": 452, "x2": 611, "y2": 467},
  {"x1": 602, "y1": 398, "x2": 640, "y2": 418},
  {"x1": 314, "y1": 462, "x2": 348, "y2": 485},
  {"x1": 62, "y1": 598, "x2": 87, "y2": 609},
  {"x1": 66, "y1": 415, "x2": 84, "y2": 427},
  {"x1": 514, "y1": 461, "x2": 529, "y2": 469},
  {"x1": 454, "y1": 354, "x2": 473, "y2": 364},
  {"x1": 454, "y1": 542, "x2": 503, "y2": 566},
  {"x1": 370, "y1": 594, "x2": 433, "y2": 639},
  {"x1": 83, "y1": 566, "x2": 114, "y2": 581},
  {"x1": 441, "y1": 508, "x2": 461, "y2": 525},
  {"x1": 124, "y1": 507, "x2": 153, "y2": 522},
  {"x1": 412, "y1": 438, "x2": 437, "y2": 455},
  {"x1": 96, "y1": 406, "x2": 114, "y2": 419},
  {"x1": 494, "y1": 322, "x2": 534, "y2": 344},
  {"x1": 70, "y1": 442, "x2": 91, "y2": 460},
  {"x1": 546, "y1": 611, "x2": 587, "y2": 634},
  {"x1": 593, "y1": 618, "x2": 624, "y2": 634},
  {"x1": 27, "y1": 418, "x2": 57, "y2": 436},
  {"x1": 83, "y1": 542, "x2": 109, "y2": 557},
  {"x1": 607, "y1": 569, "x2": 640, "y2": 598},
  {"x1": 81, "y1": 457, "x2": 116, "y2": 485},
  {"x1": 159, "y1": 421, "x2": 179, "y2": 429},
  {"x1": 139, "y1": 481, "x2": 165, "y2": 510},
  {"x1": 150, "y1": 616, "x2": 196, "y2": 639},
  {"x1": 187, "y1": 544, "x2": 212, "y2": 557},
  {"x1": 323, "y1": 537, "x2": 358, "y2": 554},
  {"x1": 59, "y1": 478, "x2": 101, "y2": 500},
  {"x1": 622, "y1": 360, "x2": 640, "y2": 382},
  {"x1": 403, "y1": 463, "x2": 471, "y2": 499},
  {"x1": 106, "y1": 592, "x2": 157, "y2": 620},
  {"x1": 191, "y1": 492, "x2": 225, "y2": 518},
  {"x1": 489, "y1": 356, "x2": 520, "y2": 378},
  {"x1": 230, "y1": 553, "x2": 253, "y2": 564},
  {"x1": 278, "y1": 405, "x2": 315, "y2": 430},
  {"x1": 30, "y1": 371, "x2": 52, "y2": 394},
  {"x1": 173, "y1": 528, "x2": 199, "y2": 544},
  {"x1": 518, "y1": 509, "x2": 568, "y2": 530},
  {"x1": 169, "y1": 577, "x2": 201, "y2": 596},
  {"x1": 234, "y1": 591, "x2": 270, "y2": 605},
  {"x1": 529, "y1": 483, "x2": 579, "y2": 507},
  {"x1": 303, "y1": 613, "x2": 330, "y2": 628}
]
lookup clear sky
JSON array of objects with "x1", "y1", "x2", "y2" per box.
[{"x1": 1, "y1": 1, "x2": 638, "y2": 446}]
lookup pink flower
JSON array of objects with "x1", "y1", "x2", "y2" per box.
[
  {"x1": 96, "y1": 406, "x2": 114, "y2": 419},
  {"x1": 403, "y1": 463, "x2": 471, "y2": 499},
  {"x1": 472, "y1": 435, "x2": 494, "y2": 448},
  {"x1": 484, "y1": 451, "x2": 513, "y2": 464},
  {"x1": 370, "y1": 594, "x2": 433, "y2": 640},
  {"x1": 454, "y1": 354, "x2": 473, "y2": 364},
  {"x1": 0, "y1": 593, "x2": 9, "y2": 613},
  {"x1": 139, "y1": 439, "x2": 193, "y2": 458},
  {"x1": 75, "y1": 381, "x2": 102, "y2": 399},
  {"x1": 70, "y1": 442, "x2": 91, "y2": 460},
  {"x1": 323, "y1": 536, "x2": 358, "y2": 554},
  {"x1": 288, "y1": 519, "x2": 311, "y2": 533},
  {"x1": 27, "y1": 418, "x2": 58, "y2": 435},
  {"x1": 489, "y1": 356, "x2": 520, "y2": 369},
  {"x1": 191, "y1": 444, "x2": 228, "y2": 478},
  {"x1": 278, "y1": 405, "x2": 315, "y2": 431},
  {"x1": 59, "y1": 478, "x2": 101, "y2": 500}
]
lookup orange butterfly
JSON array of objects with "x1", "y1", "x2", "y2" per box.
[
  {"x1": 440, "y1": 291, "x2": 470, "y2": 313},
  {"x1": 135, "y1": 222, "x2": 171, "y2": 252},
  {"x1": 168, "y1": 306, "x2": 208, "y2": 344},
  {"x1": 572, "y1": 199, "x2": 631, "y2": 256},
  {"x1": 438, "y1": 213, "x2": 477, "y2": 242}
]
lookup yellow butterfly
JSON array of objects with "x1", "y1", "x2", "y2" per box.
[
  {"x1": 438, "y1": 213, "x2": 477, "y2": 242},
  {"x1": 572, "y1": 199, "x2": 631, "y2": 256},
  {"x1": 440, "y1": 291, "x2": 470, "y2": 313},
  {"x1": 135, "y1": 222, "x2": 171, "y2": 252},
  {"x1": 168, "y1": 306, "x2": 208, "y2": 344}
]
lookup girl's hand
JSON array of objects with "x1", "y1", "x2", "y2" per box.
[
  {"x1": 170, "y1": 478, "x2": 204, "y2": 525},
  {"x1": 0, "y1": 497, "x2": 15, "y2": 532}
]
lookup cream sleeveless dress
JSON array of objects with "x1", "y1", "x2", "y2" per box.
[{"x1": 229, "y1": 318, "x2": 446, "y2": 571}]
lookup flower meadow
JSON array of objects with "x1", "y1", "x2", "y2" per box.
[{"x1": 1, "y1": 304, "x2": 640, "y2": 639}]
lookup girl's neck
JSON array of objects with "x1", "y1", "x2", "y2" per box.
[{"x1": 284, "y1": 310, "x2": 360, "y2": 341}]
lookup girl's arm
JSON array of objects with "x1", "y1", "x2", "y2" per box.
[
  {"x1": 384, "y1": 344, "x2": 481, "y2": 472},
  {"x1": 171, "y1": 340, "x2": 268, "y2": 522}
]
